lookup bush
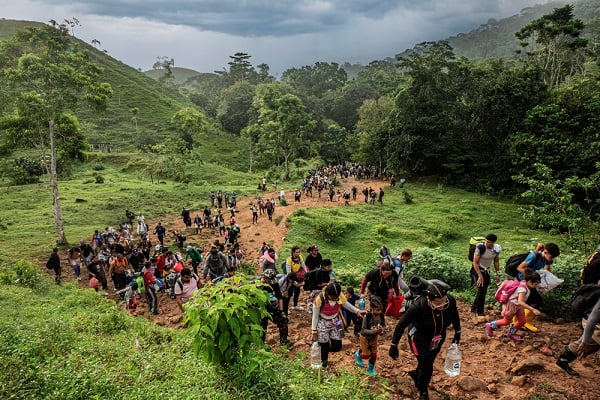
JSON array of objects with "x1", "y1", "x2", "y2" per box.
[
  {"x1": 0, "y1": 260, "x2": 44, "y2": 289},
  {"x1": 403, "y1": 188, "x2": 413, "y2": 204},
  {"x1": 407, "y1": 248, "x2": 469, "y2": 292},
  {"x1": 185, "y1": 275, "x2": 269, "y2": 366}
]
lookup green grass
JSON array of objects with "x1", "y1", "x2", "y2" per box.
[
  {"x1": 0, "y1": 273, "x2": 388, "y2": 400},
  {"x1": 0, "y1": 161, "x2": 590, "y2": 399}
]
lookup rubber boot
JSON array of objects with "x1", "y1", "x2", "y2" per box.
[
  {"x1": 506, "y1": 324, "x2": 523, "y2": 342},
  {"x1": 522, "y1": 309, "x2": 539, "y2": 332},
  {"x1": 367, "y1": 362, "x2": 376, "y2": 376},
  {"x1": 556, "y1": 348, "x2": 579, "y2": 376},
  {"x1": 354, "y1": 350, "x2": 364, "y2": 367},
  {"x1": 485, "y1": 321, "x2": 497, "y2": 337}
]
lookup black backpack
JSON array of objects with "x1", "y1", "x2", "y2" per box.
[
  {"x1": 303, "y1": 268, "x2": 319, "y2": 291},
  {"x1": 468, "y1": 237, "x2": 487, "y2": 262},
  {"x1": 581, "y1": 248, "x2": 600, "y2": 285},
  {"x1": 570, "y1": 284, "x2": 600, "y2": 317},
  {"x1": 504, "y1": 252, "x2": 532, "y2": 277}
]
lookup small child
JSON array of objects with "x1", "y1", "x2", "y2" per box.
[
  {"x1": 486, "y1": 271, "x2": 542, "y2": 342},
  {"x1": 355, "y1": 295, "x2": 385, "y2": 376},
  {"x1": 116, "y1": 280, "x2": 139, "y2": 316},
  {"x1": 343, "y1": 286, "x2": 361, "y2": 335}
]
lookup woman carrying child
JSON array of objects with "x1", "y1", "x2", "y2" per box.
[
  {"x1": 485, "y1": 270, "x2": 542, "y2": 342},
  {"x1": 354, "y1": 295, "x2": 384, "y2": 376}
]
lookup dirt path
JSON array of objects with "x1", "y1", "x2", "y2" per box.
[{"x1": 66, "y1": 177, "x2": 598, "y2": 400}]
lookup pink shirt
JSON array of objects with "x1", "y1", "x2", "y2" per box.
[{"x1": 174, "y1": 277, "x2": 198, "y2": 304}]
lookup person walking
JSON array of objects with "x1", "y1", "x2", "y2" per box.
[
  {"x1": 46, "y1": 247, "x2": 61, "y2": 284},
  {"x1": 285, "y1": 245, "x2": 307, "y2": 311},
  {"x1": 388, "y1": 279, "x2": 461, "y2": 400},
  {"x1": 555, "y1": 286, "x2": 600, "y2": 375},
  {"x1": 354, "y1": 295, "x2": 385, "y2": 376},
  {"x1": 485, "y1": 271, "x2": 542, "y2": 342},
  {"x1": 471, "y1": 234, "x2": 501, "y2": 318},
  {"x1": 311, "y1": 282, "x2": 366, "y2": 368}
]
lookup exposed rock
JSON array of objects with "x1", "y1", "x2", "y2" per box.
[
  {"x1": 511, "y1": 375, "x2": 529, "y2": 387},
  {"x1": 457, "y1": 375, "x2": 487, "y2": 392},
  {"x1": 539, "y1": 346, "x2": 553, "y2": 356},
  {"x1": 511, "y1": 357, "x2": 545, "y2": 374}
]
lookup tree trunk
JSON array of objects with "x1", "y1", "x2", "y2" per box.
[
  {"x1": 49, "y1": 119, "x2": 68, "y2": 245},
  {"x1": 284, "y1": 152, "x2": 290, "y2": 181}
]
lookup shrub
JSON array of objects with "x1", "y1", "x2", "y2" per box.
[
  {"x1": 313, "y1": 220, "x2": 353, "y2": 242},
  {"x1": 403, "y1": 188, "x2": 413, "y2": 204},
  {"x1": 94, "y1": 173, "x2": 105, "y2": 184},
  {"x1": 0, "y1": 260, "x2": 44, "y2": 289},
  {"x1": 185, "y1": 275, "x2": 269, "y2": 366},
  {"x1": 407, "y1": 247, "x2": 469, "y2": 292}
]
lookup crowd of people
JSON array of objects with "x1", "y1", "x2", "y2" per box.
[{"x1": 44, "y1": 166, "x2": 600, "y2": 399}]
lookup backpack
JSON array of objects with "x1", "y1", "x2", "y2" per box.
[
  {"x1": 495, "y1": 279, "x2": 525, "y2": 303},
  {"x1": 504, "y1": 252, "x2": 532, "y2": 277},
  {"x1": 179, "y1": 234, "x2": 186, "y2": 242},
  {"x1": 135, "y1": 275, "x2": 146, "y2": 294},
  {"x1": 581, "y1": 248, "x2": 600, "y2": 285},
  {"x1": 570, "y1": 284, "x2": 600, "y2": 317},
  {"x1": 468, "y1": 237, "x2": 487, "y2": 262},
  {"x1": 303, "y1": 268, "x2": 319, "y2": 291},
  {"x1": 266, "y1": 202, "x2": 273, "y2": 210}
]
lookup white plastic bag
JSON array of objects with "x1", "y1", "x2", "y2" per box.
[{"x1": 536, "y1": 269, "x2": 563, "y2": 292}]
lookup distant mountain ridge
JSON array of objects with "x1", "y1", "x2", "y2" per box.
[{"x1": 396, "y1": 0, "x2": 598, "y2": 62}]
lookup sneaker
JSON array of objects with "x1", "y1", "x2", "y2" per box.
[
  {"x1": 77, "y1": 277, "x2": 82, "y2": 281},
  {"x1": 485, "y1": 322, "x2": 494, "y2": 337},
  {"x1": 354, "y1": 350, "x2": 364, "y2": 367},
  {"x1": 506, "y1": 332, "x2": 523, "y2": 342},
  {"x1": 293, "y1": 305, "x2": 304, "y2": 311},
  {"x1": 102, "y1": 290, "x2": 109, "y2": 296},
  {"x1": 556, "y1": 359, "x2": 579, "y2": 376}
]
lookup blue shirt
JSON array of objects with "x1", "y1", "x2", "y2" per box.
[{"x1": 517, "y1": 251, "x2": 552, "y2": 280}]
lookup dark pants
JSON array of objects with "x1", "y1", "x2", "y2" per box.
[
  {"x1": 470, "y1": 267, "x2": 491, "y2": 314},
  {"x1": 191, "y1": 259, "x2": 200, "y2": 275},
  {"x1": 261, "y1": 309, "x2": 288, "y2": 343},
  {"x1": 409, "y1": 336, "x2": 444, "y2": 393},
  {"x1": 290, "y1": 285, "x2": 300, "y2": 307},
  {"x1": 320, "y1": 339, "x2": 342, "y2": 364},
  {"x1": 146, "y1": 287, "x2": 158, "y2": 314},
  {"x1": 526, "y1": 287, "x2": 543, "y2": 309}
]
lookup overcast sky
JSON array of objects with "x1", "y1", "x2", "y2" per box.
[{"x1": 3, "y1": 0, "x2": 549, "y2": 77}]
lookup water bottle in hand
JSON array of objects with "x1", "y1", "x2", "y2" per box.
[
  {"x1": 444, "y1": 343, "x2": 461, "y2": 376},
  {"x1": 310, "y1": 342, "x2": 322, "y2": 369}
]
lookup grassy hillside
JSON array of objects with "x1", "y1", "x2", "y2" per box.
[
  {"x1": 0, "y1": 20, "x2": 249, "y2": 169},
  {"x1": 144, "y1": 66, "x2": 205, "y2": 86}
]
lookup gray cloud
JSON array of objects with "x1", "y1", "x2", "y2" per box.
[
  {"x1": 2, "y1": 0, "x2": 549, "y2": 74},
  {"x1": 33, "y1": 0, "x2": 539, "y2": 36}
]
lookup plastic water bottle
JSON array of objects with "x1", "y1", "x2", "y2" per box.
[
  {"x1": 329, "y1": 270, "x2": 336, "y2": 283},
  {"x1": 358, "y1": 298, "x2": 366, "y2": 310},
  {"x1": 444, "y1": 343, "x2": 461, "y2": 376},
  {"x1": 310, "y1": 342, "x2": 322, "y2": 369}
]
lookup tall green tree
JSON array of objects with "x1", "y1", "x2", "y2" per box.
[
  {"x1": 515, "y1": 4, "x2": 588, "y2": 89},
  {"x1": 0, "y1": 19, "x2": 112, "y2": 244},
  {"x1": 281, "y1": 62, "x2": 347, "y2": 97},
  {"x1": 388, "y1": 41, "x2": 467, "y2": 175},
  {"x1": 216, "y1": 81, "x2": 256, "y2": 135},
  {"x1": 228, "y1": 52, "x2": 258, "y2": 83},
  {"x1": 244, "y1": 84, "x2": 316, "y2": 179},
  {"x1": 508, "y1": 77, "x2": 600, "y2": 181},
  {"x1": 171, "y1": 107, "x2": 207, "y2": 150},
  {"x1": 352, "y1": 96, "x2": 395, "y2": 169}
]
